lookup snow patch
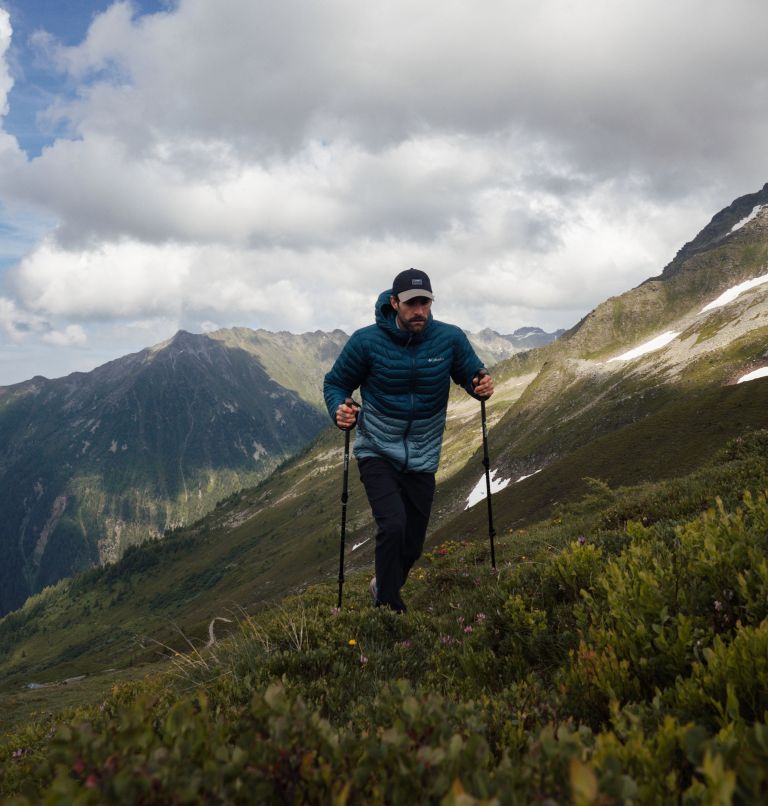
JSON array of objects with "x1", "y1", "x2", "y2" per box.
[
  {"x1": 465, "y1": 469, "x2": 511, "y2": 509},
  {"x1": 516, "y1": 469, "x2": 542, "y2": 483},
  {"x1": 700, "y1": 271, "x2": 768, "y2": 314},
  {"x1": 608, "y1": 331, "x2": 679, "y2": 362},
  {"x1": 737, "y1": 367, "x2": 768, "y2": 384},
  {"x1": 730, "y1": 204, "x2": 766, "y2": 233},
  {"x1": 109, "y1": 440, "x2": 118, "y2": 453}
]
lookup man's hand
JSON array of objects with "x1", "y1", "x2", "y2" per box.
[
  {"x1": 335, "y1": 398, "x2": 360, "y2": 430},
  {"x1": 473, "y1": 371, "x2": 494, "y2": 399}
]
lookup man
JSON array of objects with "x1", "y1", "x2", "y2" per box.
[{"x1": 323, "y1": 268, "x2": 494, "y2": 613}]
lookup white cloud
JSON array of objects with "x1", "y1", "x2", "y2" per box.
[
  {"x1": 0, "y1": 9, "x2": 12, "y2": 117},
  {"x1": 0, "y1": 295, "x2": 45, "y2": 341},
  {"x1": 0, "y1": 7, "x2": 23, "y2": 164},
  {"x1": 13, "y1": 236, "x2": 192, "y2": 318},
  {"x1": 42, "y1": 324, "x2": 87, "y2": 347},
  {"x1": 1, "y1": 0, "x2": 768, "y2": 380}
]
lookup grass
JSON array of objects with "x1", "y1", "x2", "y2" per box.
[{"x1": 2, "y1": 432, "x2": 768, "y2": 802}]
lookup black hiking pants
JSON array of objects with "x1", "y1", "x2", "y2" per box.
[{"x1": 358, "y1": 457, "x2": 436, "y2": 612}]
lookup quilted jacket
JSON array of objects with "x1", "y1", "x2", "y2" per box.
[{"x1": 323, "y1": 289, "x2": 485, "y2": 472}]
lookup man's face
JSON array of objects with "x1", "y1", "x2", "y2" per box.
[{"x1": 391, "y1": 295, "x2": 432, "y2": 332}]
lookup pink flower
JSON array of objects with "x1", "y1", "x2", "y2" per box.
[
  {"x1": 464, "y1": 626, "x2": 473, "y2": 634},
  {"x1": 475, "y1": 613, "x2": 486, "y2": 624},
  {"x1": 360, "y1": 654, "x2": 369, "y2": 665}
]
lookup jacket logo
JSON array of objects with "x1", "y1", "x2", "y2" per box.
[{"x1": 427, "y1": 357, "x2": 445, "y2": 362}]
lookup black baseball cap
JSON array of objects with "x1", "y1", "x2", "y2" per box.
[{"x1": 392, "y1": 268, "x2": 434, "y2": 302}]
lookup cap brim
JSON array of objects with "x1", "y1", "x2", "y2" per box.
[{"x1": 397, "y1": 289, "x2": 434, "y2": 302}]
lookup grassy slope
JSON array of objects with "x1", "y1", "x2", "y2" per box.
[
  {"x1": 2, "y1": 358, "x2": 767, "y2": 720},
  {"x1": 437, "y1": 376, "x2": 768, "y2": 543},
  {"x1": 2, "y1": 433, "x2": 768, "y2": 801}
]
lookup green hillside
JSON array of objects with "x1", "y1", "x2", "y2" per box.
[
  {"x1": 2, "y1": 432, "x2": 768, "y2": 802},
  {"x1": 0, "y1": 330, "x2": 340, "y2": 616}
]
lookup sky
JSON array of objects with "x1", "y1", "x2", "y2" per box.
[{"x1": 1, "y1": 0, "x2": 768, "y2": 385}]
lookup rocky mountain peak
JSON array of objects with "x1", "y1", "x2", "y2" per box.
[{"x1": 659, "y1": 181, "x2": 768, "y2": 280}]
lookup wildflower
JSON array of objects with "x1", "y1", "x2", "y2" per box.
[
  {"x1": 437, "y1": 548, "x2": 448, "y2": 556},
  {"x1": 475, "y1": 613, "x2": 486, "y2": 624},
  {"x1": 464, "y1": 626, "x2": 473, "y2": 634},
  {"x1": 399, "y1": 640, "x2": 412, "y2": 649},
  {"x1": 360, "y1": 654, "x2": 369, "y2": 665},
  {"x1": 85, "y1": 774, "x2": 99, "y2": 789},
  {"x1": 577, "y1": 536, "x2": 586, "y2": 546},
  {"x1": 713, "y1": 600, "x2": 723, "y2": 612},
  {"x1": 457, "y1": 616, "x2": 465, "y2": 625},
  {"x1": 348, "y1": 639, "x2": 357, "y2": 647},
  {"x1": 330, "y1": 607, "x2": 341, "y2": 616}
]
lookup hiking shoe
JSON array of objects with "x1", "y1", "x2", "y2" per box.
[{"x1": 369, "y1": 576, "x2": 378, "y2": 603}]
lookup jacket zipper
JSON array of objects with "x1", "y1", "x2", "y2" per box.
[{"x1": 403, "y1": 335, "x2": 415, "y2": 471}]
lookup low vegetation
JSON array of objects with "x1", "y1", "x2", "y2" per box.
[{"x1": 2, "y1": 433, "x2": 768, "y2": 803}]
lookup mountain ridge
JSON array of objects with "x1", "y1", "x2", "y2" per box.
[{"x1": 0, "y1": 330, "x2": 336, "y2": 615}]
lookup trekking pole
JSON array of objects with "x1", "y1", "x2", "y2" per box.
[
  {"x1": 477, "y1": 370, "x2": 497, "y2": 570},
  {"x1": 337, "y1": 398, "x2": 357, "y2": 608}
]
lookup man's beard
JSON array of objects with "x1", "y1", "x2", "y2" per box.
[{"x1": 401, "y1": 315, "x2": 426, "y2": 331}]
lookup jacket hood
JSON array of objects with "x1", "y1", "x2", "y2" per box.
[{"x1": 375, "y1": 289, "x2": 433, "y2": 343}]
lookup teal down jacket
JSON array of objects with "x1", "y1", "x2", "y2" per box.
[{"x1": 323, "y1": 290, "x2": 485, "y2": 473}]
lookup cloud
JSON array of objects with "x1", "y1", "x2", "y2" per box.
[
  {"x1": 0, "y1": 294, "x2": 45, "y2": 341},
  {"x1": 1, "y1": 0, "x2": 768, "y2": 380},
  {"x1": 0, "y1": 9, "x2": 12, "y2": 116},
  {"x1": 0, "y1": 7, "x2": 22, "y2": 163},
  {"x1": 41, "y1": 323, "x2": 87, "y2": 346}
]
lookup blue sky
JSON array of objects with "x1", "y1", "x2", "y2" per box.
[
  {"x1": 3, "y1": 1, "x2": 169, "y2": 156},
  {"x1": 1, "y1": 0, "x2": 768, "y2": 385}
]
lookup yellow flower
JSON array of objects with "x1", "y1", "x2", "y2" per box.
[{"x1": 348, "y1": 639, "x2": 357, "y2": 647}]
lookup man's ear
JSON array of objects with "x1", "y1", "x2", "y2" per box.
[{"x1": 389, "y1": 295, "x2": 399, "y2": 309}]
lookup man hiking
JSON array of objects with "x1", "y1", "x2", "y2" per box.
[{"x1": 323, "y1": 268, "x2": 494, "y2": 613}]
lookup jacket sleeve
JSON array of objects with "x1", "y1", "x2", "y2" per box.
[
  {"x1": 323, "y1": 334, "x2": 369, "y2": 422},
  {"x1": 450, "y1": 330, "x2": 485, "y2": 400}
]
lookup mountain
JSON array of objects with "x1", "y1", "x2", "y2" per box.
[
  {"x1": 0, "y1": 329, "x2": 347, "y2": 616},
  {"x1": 205, "y1": 327, "x2": 349, "y2": 410},
  {"x1": 433, "y1": 182, "x2": 768, "y2": 537},
  {"x1": 2, "y1": 182, "x2": 768, "y2": 711},
  {"x1": 466, "y1": 326, "x2": 564, "y2": 366}
]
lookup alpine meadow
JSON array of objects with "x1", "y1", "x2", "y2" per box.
[{"x1": 1, "y1": 184, "x2": 768, "y2": 802}]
